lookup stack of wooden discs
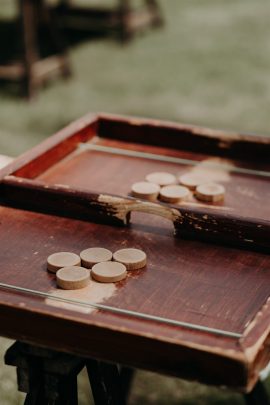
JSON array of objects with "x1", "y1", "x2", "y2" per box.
[
  {"x1": 131, "y1": 171, "x2": 191, "y2": 203},
  {"x1": 131, "y1": 170, "x2": 225, "y2": 203},
  {"x1": 179, "y1": 172, "x2": 225, "y2": 202},
  {"x1": 47, "y1": 247, "x2": 147, "y2": 290}
]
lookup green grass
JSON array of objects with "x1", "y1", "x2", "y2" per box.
[
  {"x1": 1, "y1": 0, "x2": 270, "y2": 157},
  {"x1": 0, "y1": 0, "x2": 269, "y2": 403}
]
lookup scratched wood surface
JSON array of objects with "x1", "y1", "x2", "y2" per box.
[
  {"x1": 36, "y1": 139, "x2": 270, "y2": 221},
  {"x1": 0, "y1": 114, "x2": 269, "y2": 392},
  {"x1": 1, "y1": 113, "x2": 269, "y2": 252},
  {"x1": 0, "y1": 204, "x2": 269, "y2": 391}
]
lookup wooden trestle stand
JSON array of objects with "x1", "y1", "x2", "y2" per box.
[{"x1": 0, "y1": 0, "x2": 71, "y2": 99}]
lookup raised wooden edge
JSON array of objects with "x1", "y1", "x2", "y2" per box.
[
  {"x1": 97, "y1": 112, "x2": 270, "y2": 161},
  {"x1": 1, "y1": 176, "x2": 269, "y2": 253},
  {"x1": 0, "y1": 114, "x2": 268, "y2": 390},
  {"x1": 240, "y1": 296, "x2": 270, "y2": 388},
  {"x1": 0, "y1": 112, "x2": 99, "y2": 181},
  {"x1": 1, "y1": 112, "x2": 269, "y2": 184},
  {"x1": 0, "y1": 297, "x2": 250, "y2": 391}
]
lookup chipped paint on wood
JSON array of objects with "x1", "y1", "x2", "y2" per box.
[{"x1": 97, "y1": 194, "x2": 181, "y2": 224}]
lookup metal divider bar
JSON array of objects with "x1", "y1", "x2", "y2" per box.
[
  {"x1": 79, "y1": 143, "x2": 270, "y2": 178},
  {"x1": 0, "y1": 282, "x2": 242, "y2": 339}
]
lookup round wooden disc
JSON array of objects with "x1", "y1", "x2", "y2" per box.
[
  {"x1": 131, "y1": 181, "x2": 160, "y2": 201},
  {"x1": 91, "y1": 262, "x2": 127, "y2": 283},
  {"x1": 80, "y1": 247, "x2": 113, "y2": 268},
  {"x1": 179, "y1": 173, "x2": 206, "y2": 190},
  {"x1": 146, "y1": 172, "x2": 176, "y2": 186},
  {"x1": 47, "y1": 252, "x2": 81, "y2": 273},
  {"x1": 113, "y1": 248, "x2": 147, "y2": 270},
  {"x1": 195, "y1": 183, "x2": 225, "y2": 202},
  {"x1": 56, "y1": 266, "x2": 90, "y2": 290},
  {"x1": 159, "y1": 185, "x2": 190, "y2": 203}
]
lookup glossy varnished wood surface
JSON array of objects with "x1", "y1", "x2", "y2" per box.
[
  {"x1": 0, "y1": 114, "x2": 269, "y2": 391},
  {"x1": 0, "y1": 205, "x2": 269, "y2": 389},
  {"x1": 2, "y1": 113, "x2": 269, "y2": 251},
  {"x1": 37, "y1": 138, "x2": 270, "y2": 222}
]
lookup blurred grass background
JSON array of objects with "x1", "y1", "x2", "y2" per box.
[{"x1": 0, "y1": 0, "x2": 270, "y2": 403}]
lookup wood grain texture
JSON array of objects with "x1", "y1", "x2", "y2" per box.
[
  {"x1": 0, "y1": 205, "x2": 268, "y2": 391},
  {"x1": 1, "y1": 175, "x2": 269, "y2": 252},
  {"x1": 0, "y1": 114, "x2": 269, "y2": 392},
  {"x1": 97, "y1": 113, "x2": 270, "y2": 162},
  {"x1": 1, "y1": 114, "x2": 268, "y2": 251}
]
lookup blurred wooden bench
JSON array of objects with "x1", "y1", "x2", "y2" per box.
[
  {"x1": 58, "y1": 0, "x2": 164, "y2": 41},
  {"x1": 0, "y1": 0, "x2": 71, "y2": 99}
]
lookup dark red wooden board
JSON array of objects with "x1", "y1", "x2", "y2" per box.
[{"x1": 0, "y1": 113, "x2": 269, "y2": 392}]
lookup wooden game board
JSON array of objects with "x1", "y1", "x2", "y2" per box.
[{"x1": 0, "y1": 113, "x2": 269, "y2": 392}]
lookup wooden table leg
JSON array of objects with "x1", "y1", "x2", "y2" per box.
[
  {"x1": 145, "y1": 0, "x2": 164, "y2": 27},
  {"x1": 15, "y1": 0, "x2": 72, "y2": 99},
  {"x1": 86, "y1": 359, "x2": 127, "y2": 405},
  {"x1": 118, "y1": 0, "x2": 133, "y2": 42},
  {"x1": 19, "y1": 0, "x2": 39, "y2": 99},
  {"x1": 5, "y1": 342, "x2": 83, "y2": 405},
  {"x1": 119, "y1": 366, "x2": 135, "y2": 402},
  {"x1": 117, "y1": 0, "x2": 164, "y2": 42},
  {"x1": 23, "y1": 358, "x2": 46, "y2": 405},
  {"x1": 36, "y1": 0, "x2": 71, "y2": 79},
  {"x1": 244, "y1": 381, "x2": 269, "y2": 405}
]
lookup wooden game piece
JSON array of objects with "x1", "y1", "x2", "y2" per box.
[
  {"x1": 47, "y1": 252, "x2": 81, "y2": 273},
  {"x1": 56, "y1": 266, "x2": 90, "y2": 290},
  {"x1": 80, "y1": 247, "x2": 113, "y2": 268},
  {"x1": 179, "y1": 173, "x2": 206, "y2": 190},
  {"x1": 195, "y1": 183, "x2": 225, "y2": 202},
  {"x1": 91, "y1": 262, "x2": 127, "y2": 283},
  {"x1": 145, "y1": 172, "x2": 176, "y2": 186},
  {"x1": 131, "y1": 181, "x2": 160, "y2": 201},
  {"x1": 159, "y1": 185, "x2": 190, "y2": 203},
  {"x1": 113, "y1": 248, "x2": 147, "y2": 270}
]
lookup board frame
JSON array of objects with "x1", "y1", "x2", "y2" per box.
[{"x1": 0, "y1": 113, "x2": 269, "y2": 392}]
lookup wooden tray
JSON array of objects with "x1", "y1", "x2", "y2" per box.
[
  {"x1": 0, "y1": 113, "x2": 269, "y2": 392},
  {"x1": 1, "y1": 113, "x2": 269, "y2": 251}
]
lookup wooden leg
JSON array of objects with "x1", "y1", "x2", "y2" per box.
[
  {"x1": 5, "y1": 342, "x2": 83, "y2": 405},
  {"x1": 86, "y1": 359, "x2": 126, "y2": 405},
  {"x1": 145, "y1": 0, "x2": 164, "y2": 27},
  {"x1": 23, "y1": 358, "x2": 46, "y2": 405},
  {"x1": 44, "y1": 373, "x2": 79, "y2": 405},
  {"x1": 118, "y1": 0, "x2": 133, "y2": 42},
  {"x1": 24, "y1": 387, "x2": 45, "y2": 405},
  {"x1": 120, "y1": 366, "x2": 135, "y2": 402},
  {"x1": 37, "y1": 0, "x2": 71, "y2": 78},
  {"x1": 86, "y1": 359, "x2": 109, "y2": 405},
  {"x1": 244, "y1": 381, "x2": 269, "y2": 405},
  {"x1": 19, "y1": 0, "x2": 39, "y2": 99},
  {"x1": 18, "y1": 0, "x2": 71, "y2": 99}
]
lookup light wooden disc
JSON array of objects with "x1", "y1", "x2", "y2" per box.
[
  {"x1": 80, "y1": 247, "x2": 113, "y2": 268},
  {"x1": 195, "y1": 183, "x2": 225, "y2": 202},
  {"x1": 179, "y1": 173, "x2": 206, "y2": 190},
  {"x1": 146, "y1": 172, "x2": 176, "y2": 186},
  {"x1": 131, "y1": 181, "x2": 160, "y2": 201},
  {"x1": 159, "y1": 185, "x2": 190, "y2": 203},
  {"x1": 91, "y1": 262, "x2": 127, "y2": 283},
  {"x1": 47, "y1": 252, "x2": 81, "y2": 273},
  {"x1": 56, "y1": 266, "x2": 90, "y2": 290},
  {"x1": 113, "y1": 248, "x2": 147, "y2": 270}
]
